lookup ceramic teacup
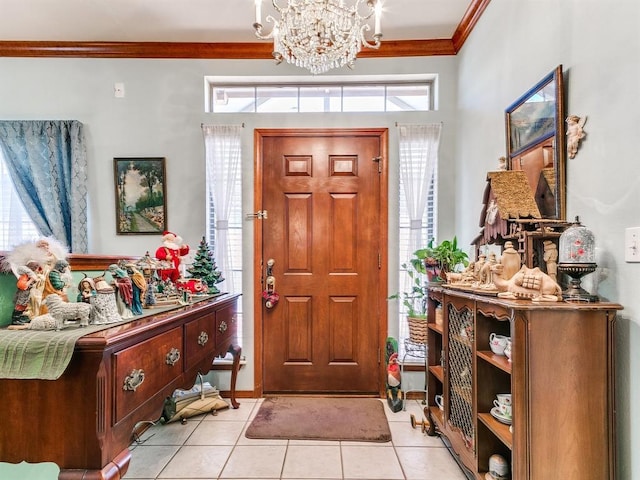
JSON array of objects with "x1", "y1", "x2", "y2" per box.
[
  {"x1": 435, "y1": 394, "x2": 444, "y2": 411},
  {"x1": 489, "y1": 454, "x2": 510, "y2": 480},
  {"x1": 489, "y1": 333, "x2": 509, "y2": 355},
  {"x1": 493, "y1": 399, "x2": 512, "y2": 418},
  {"x1": 496, "y1": 393, "x2": 511, "y2": 405},
  {"x1": 504, "y1": 338, "x2": 512, "y2": 361}
]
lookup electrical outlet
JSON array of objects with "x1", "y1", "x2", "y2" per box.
[{"x1": 625, "y1": 227, "x2": 640, "y2": 262}]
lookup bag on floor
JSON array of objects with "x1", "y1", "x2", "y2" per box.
[{"x1": 161, "y1": 373, "x2": 229, "y2": 423}]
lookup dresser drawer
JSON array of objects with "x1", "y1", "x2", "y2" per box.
[
  {"x1": 215, "y1": 302, "x2": 238, "y2": 351},
  {"x1": 184, "y1": 312, "x2": 216, "y2": 370},
  {"x1": 114, "y1": 326, "x2": 183, "y2": 422}
]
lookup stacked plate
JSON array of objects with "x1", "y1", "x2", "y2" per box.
[{"x1": 490, "y1": 406, "x2": 512, "y2": 425}]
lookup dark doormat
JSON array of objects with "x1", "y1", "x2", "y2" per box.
[{"x1": 245, "y1": 397, "x2": 392, "y2": 443}]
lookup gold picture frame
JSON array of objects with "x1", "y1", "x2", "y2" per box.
[{"x1": 505, "y1": 65, "x2": 566, "y2": 220}]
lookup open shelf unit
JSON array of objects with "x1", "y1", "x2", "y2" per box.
[{"x1": 425, "y1": 285, "x2": 622, "y2": 480}]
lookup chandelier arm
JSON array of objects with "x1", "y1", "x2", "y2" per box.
[
  {"x1": 356, "y1": 0, "x2": 376, "y2": 22},
  {"x1": 271, "y1": 0, "x2": 285, "y2": 14},
  {"x1": 360, "y1": 25, "x2": 382, "y2": 50},
  {"x1": 254, "y1": 15, "x2": 279, "y2": 40}
]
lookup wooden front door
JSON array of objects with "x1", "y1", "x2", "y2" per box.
[{"x1": 254, "y1": 128, "x2": 388, "y2": 395}]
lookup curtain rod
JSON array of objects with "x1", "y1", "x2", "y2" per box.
[
  {"x1": 395, "y1": 121, "x2": 443, "y2": 127},
  {"x1": 201, "y1": 123, "x2": 245, "y2": 128}
]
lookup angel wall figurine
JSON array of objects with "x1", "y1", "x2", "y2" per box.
[{"x1": 566, "y1": 115, "x2": 587, "y2": 159}]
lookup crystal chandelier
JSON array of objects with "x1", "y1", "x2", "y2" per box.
[{"x1": 253, "y1": 0, "x2": 383, "y2": 75}]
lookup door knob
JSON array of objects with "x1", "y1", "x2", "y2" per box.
[{"x1": 262, "y1": 258, "x2": 279, "y2": 309}]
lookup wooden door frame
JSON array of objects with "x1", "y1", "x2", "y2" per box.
[{"x1": 253, "y1": 128, "x2": 389, "y2": 397}]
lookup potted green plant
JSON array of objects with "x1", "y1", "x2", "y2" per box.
[
  {"x1": 389, "y1": 249, "x2": 430, "y2": 344},
  {"x1": 416, "y1": 237, "x2": 469, "y2": 283},
  {"x1": 390, "y1": 254, "x2": 428, "y2": 318}
]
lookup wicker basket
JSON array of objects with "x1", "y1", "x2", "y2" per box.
[{"x1": 407, "y1": 316, "x2": 428, "y2": 344}]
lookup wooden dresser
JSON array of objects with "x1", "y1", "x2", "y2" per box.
[
  {"x1": 0, "y1": 293, "x2": 241, "y2": 480},
  {"x1": 425, "y1": 286, "x2": 621, "y2": 480}
]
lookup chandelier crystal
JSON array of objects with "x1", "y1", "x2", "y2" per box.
[{"x1": 253, "y1": 0, "x2": 382, "y2": 75}]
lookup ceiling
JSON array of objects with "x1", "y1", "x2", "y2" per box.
[{"x1": 0, "y1": 0, "x2": 474, "y2": 44}]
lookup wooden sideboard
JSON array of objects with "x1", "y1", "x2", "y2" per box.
[
  {"x1": 0, "y1": 293, "x2": 241, "y2": 480},
  {"x1": 425, "y1": 286, "x2": 621, "y2": 480}
]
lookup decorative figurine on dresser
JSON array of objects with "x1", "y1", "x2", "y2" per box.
[
  {"x1": 124, "y1": 262, "x2": 148, "y2": 314},
  {"x1": 77, "y1": 275, "x2": 96, "y2": 304},
  {"x1": 155, "y1": 230, "x2": 190, "y2": 283},
  {"x1": 8, "y1": 260, "x2": 43, "y2": 325},
  {"x1": 108, "y1": 262, "x2": 135, "y2": 318},
  {"x1": 88, "y1": 273, "x2": 122, "y2": 324},
  {"x1": 3, "y1": 236, "x2": 69, "y2": 325}
]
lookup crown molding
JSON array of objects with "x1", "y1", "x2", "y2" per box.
[
  {"x1": 452, "y1": 0, "x2": 492, "y2": 52},
  {"x1": 0, "y1": 39, "x2": 457, "y2": 59},
  {"x1": 0, "y1": 0, "x2": 488, "y2": 59}
]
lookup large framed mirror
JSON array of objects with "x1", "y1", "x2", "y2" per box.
[{"x1": 505, "y1": 65, "x2": 566, "y2": 220}]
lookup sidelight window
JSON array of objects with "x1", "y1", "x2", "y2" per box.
[{"x1": 396, "y1": 123, "x2": 440, "y2": 359}]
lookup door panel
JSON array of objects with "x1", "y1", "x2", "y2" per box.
[{"x1": 256, "y1": 129, "x2": 387, "y2": 394}]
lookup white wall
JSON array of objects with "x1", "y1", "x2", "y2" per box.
[
  {"x1": 0, "y1": 54, "x2": 459, "y2": 392},
  {"x1": 456, "y1": 1, "x2": 640, "y2": 478}
]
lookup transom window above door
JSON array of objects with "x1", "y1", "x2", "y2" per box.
[{"x1": 206, "y1": 74, "x2": 435, "y2": 113}]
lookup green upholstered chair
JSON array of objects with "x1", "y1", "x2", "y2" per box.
[{"x1": 0, "y1": 461, "x2": 60, "y2": 479}]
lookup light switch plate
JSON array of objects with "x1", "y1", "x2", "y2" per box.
[{"x1": 625, "y1": 227, "x2": 640, "y2": 262}]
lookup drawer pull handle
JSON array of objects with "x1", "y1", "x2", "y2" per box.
[
  {"x1": 198, "y1": 331, "x2": 209, "y2": 346},
  {"x1": 166, "y1": 348, "x2": 181, "y2": 366},
  {"x1": 218, "y1": 321, "x2": 228, "y2": 333},
  {"x1": 123, "y1": 369, "x2": 145, "y2": 391}
]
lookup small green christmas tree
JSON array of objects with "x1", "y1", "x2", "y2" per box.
[{"x1": 187, "y1": 236, "x2": 224, "y2": 294}]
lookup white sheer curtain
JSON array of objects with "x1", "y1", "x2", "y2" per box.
[
  {"x1": 397, "y1": 123, "x2": 441, "y2": 349},
  {"x1": 202, "y1": 125, "x2": 242, "y2": 293},
  {"x1": 0, "y1": 147, "x2": 39, "y2": 250},
  {"x1": 398, "y1": 123, "x2": 441, "y2": 255}
]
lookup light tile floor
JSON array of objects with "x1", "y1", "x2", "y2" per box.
[{"x1": 124, "y1": 398, "x2": 468, "y2": 480}]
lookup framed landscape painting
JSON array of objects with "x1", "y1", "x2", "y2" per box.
[{"x1": 114, "y1": 157, "x2": 167, "y2": 235}]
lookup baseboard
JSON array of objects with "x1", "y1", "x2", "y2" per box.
[{"x1": 217, "y1": 390, "x2": 425, "y2": 401}]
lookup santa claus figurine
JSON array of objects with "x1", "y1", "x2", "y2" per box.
[{"x1": 155, "y1": 231, "x2": 190, "y2": 283}]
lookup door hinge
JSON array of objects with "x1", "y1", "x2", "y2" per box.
[
  {"x1": 372, "y1": 156, "x2": 382, "y2": 173},
  {"x1": 246, "y1": 210, "x2": 268, "y2": 220}
]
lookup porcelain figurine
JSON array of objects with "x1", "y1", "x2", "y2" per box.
[
  {"x1": 566, "y1": 114, "x2": 587, "y2": 159},
  {"x1": 9, "y1": 261, "x2": 43, "y2": 325},
  {"x1": 155, "y1": 231, "x2": 190, "y2": 283},
  {"x1": 4, "y1": 236, "x2": 69, "y2": 321}
]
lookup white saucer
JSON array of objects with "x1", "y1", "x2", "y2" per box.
[
  {"x1": 490, "y1": 407, "x2": 512, "y2": 425},
  {"x1": 485, "y1": 472, "x2": 509, "y2": 480}
]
